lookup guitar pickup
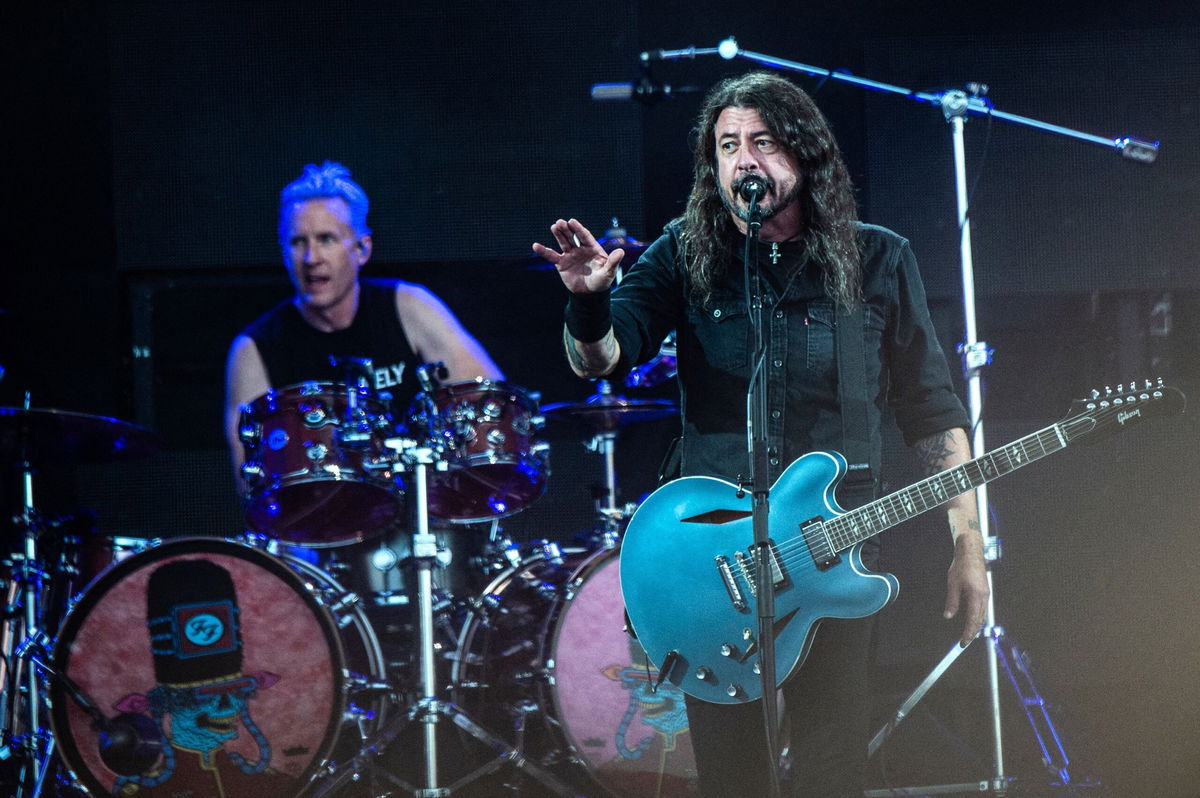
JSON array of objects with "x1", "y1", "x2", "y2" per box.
[
  {"x1": 800, "y1": 517, "x2": 841, "y2": 570},
  {"x1": 733, "y1": 545, "x2": 788, "y2": 597}
]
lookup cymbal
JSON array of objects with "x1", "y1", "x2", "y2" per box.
[
  {"x1": 542, "y1": 394, "x2": 678, "y2": 431},
  {"x1": 1, "y1": 407, "x2": 161, "y2": 466}
]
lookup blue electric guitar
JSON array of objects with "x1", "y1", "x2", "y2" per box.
[{"x1": 620, "y1": 380, "x2": 1185, "y2": 704}]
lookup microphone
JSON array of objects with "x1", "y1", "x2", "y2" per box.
[
  {"x1": 415, "y1": 362, "x2": 447, "y2": 395},
  {"x1": 590, "y1": 77, "x2": 700, "y2": 103},
  {"x1": 738, "y1": 175, "x2": 768, "y2": 203},
  {"x1": 98, "y1": 713, "x2": 164, "y2": 776},
  {"x1": 738, "y1": 175, "x2": 767, "y2": 232}
]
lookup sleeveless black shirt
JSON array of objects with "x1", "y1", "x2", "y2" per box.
[{"x1": 243, "y1": 278, "x2": 422, "y2": 414}]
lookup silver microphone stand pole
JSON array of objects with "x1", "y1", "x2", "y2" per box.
[{"x1": 635, "y1": 38, "x2": 1158, "y2": 796}]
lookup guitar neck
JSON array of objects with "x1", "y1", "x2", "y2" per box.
[{"x1": 825, "y1": 416, "x2": 1087, "y2": 553}]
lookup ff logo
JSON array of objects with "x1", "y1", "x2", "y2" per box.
[{"x1": 185, "y1": 614, "x2": 225, "y2": 647}]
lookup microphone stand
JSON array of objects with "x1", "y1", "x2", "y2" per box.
[
  {"x1": 634, "y1": 37, "x2": 1156, "y2": 796},
  {"x1": 741, "y1": 188, "x2": 782, "y2": 798}
]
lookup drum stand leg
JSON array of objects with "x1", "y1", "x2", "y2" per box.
[
  {"x1": 0, "y1": 463, "x2": 56, "y2": 798},
  {"x1": 300, "y1": 450, "x2": 582, "y2": 798}
]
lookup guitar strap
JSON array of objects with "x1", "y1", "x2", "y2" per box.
[{"x1": 836, "y1": 303, "x2": 877, "y2": 508}]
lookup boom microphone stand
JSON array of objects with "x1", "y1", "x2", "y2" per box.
[{"x1": 617, "y1": 37, "x2": 1158, "y2": 795}]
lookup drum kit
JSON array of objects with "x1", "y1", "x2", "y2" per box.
[{"x1": 0, "y1": 351, "x2": 698, "y2": 797}]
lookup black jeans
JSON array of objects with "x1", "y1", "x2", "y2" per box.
[{"x1": 685, "y1": 616, "x2": 875, "y2": 798}]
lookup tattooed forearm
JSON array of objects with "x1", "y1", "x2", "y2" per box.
[
  {"x1": 949, "y1": 517, "x2": 982, "y2": 538},
  {"x1": 914, "y1": 429, "x2": 958, "y2": 475},
  {"x1": 563, "y1": 325, "x2": 619, "y2": 378}
]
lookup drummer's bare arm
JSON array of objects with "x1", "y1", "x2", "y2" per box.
[
  {"x1": 394, "y1": 282, "x2": 504, "y2": 382},
  {"x1": 224, "y1": 335, "x2": 271, "y2": 487},
  {"x1": 533, "y1": 219, "x2": 624, "y2": 380}
]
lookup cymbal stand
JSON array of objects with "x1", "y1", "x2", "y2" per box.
[
  {"x1": 2, "y1": 455, "x2": 55, "y2": 797},
  {"x1": 301, "y1": 440, "x2": 581, "y2": 798},
  {"x1": 585, "y1": 427, "x2": 630, "y2": 546}
]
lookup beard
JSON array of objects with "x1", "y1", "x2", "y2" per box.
[{"x1": 720, "y1": 174, "x2": 801, "y2": 225}]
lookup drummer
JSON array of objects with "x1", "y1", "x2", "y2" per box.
[{"x1": 224, "y1": 161, "x2": 503, "y2": 483}]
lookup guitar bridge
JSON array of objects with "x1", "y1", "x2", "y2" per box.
[
  {"x1": 800, "y1": 517, "x2": 841, "y2": 570},
  {"x1": 714, "y1": 555, "x2": 748, "y2": 612},
  {"x1": 733, "y1": 545, "x2": 788, "y2": 597}
]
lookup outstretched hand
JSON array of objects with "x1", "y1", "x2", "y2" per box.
[{"x1": 532, "y1": 218, "x2": 624, "y2": 295}]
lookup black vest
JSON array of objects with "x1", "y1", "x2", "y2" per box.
[{"x1": 243, "y1": 278, "x2": 422, "y2": 414}]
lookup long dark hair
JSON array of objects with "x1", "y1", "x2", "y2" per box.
[{"x1": 679, "y1": 72, "x2": 861, "y2": 307}]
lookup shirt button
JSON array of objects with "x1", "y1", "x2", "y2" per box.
[
  {"x1": 771, "y1": 410, "x2": 781, "y2": 419},
  {"x1": 770, "y1": 458, "x2": 780, "y2": 466},
  {"x1": 713, "y1": 308, "x2": 722, "y2": 318},
  {"x1": 773, "y1": 359, "x2": 783, "y2": 368},
  {"x1": 775, "y1": 310, "x2": 784, "y2": 319}
]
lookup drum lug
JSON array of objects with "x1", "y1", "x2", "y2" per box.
[
  {"x1": 238, "y1": 418, "x2": 262, "y2": 445},
  {"x1": 300, "y1": 400, "x2": 329, "y2": 427},
  {"x1": 240, "y1": 461, "x2": 266, "y2": 487}
]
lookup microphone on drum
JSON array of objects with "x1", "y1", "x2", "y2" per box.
[
  {"x1": 96, "y1": 713, "x2": 164, "y2": 776},
  {"x1": 415, "y1": 362, "x2": 449, "y2": 442},
  {"x1": 415, "y1": 362, "x2": 448, "y2": 395},
  {"x1": 331, "y1": 356, "x2": 376, "y2": 447},
  {"x1": 23, "y1": 640, "x2": 163, "y2": 775}
]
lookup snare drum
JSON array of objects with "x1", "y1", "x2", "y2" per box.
[
  {"x1": 452, "y1": 544, "x2": 699, "y2": 797},
  {"x1": 50, "y1": 537, "x2": 387, "y2": 798},
  {"x1": 239, "y1": 382, "x2": 402, "y2": 546},
  {"x1": 408, "y1": 379, "x2": 549, "y2": 522}
]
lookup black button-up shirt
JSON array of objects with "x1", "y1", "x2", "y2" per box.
[{"x1": 608, "y1": 220, "x2": 968, "y2": 492}]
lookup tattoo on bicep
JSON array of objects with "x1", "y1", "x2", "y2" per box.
[{"x1": 915, "y1": 430, "x2": 955, "y2": 475}]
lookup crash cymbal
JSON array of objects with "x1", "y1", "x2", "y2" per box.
[
  {"x1": 597, "y1": 218, "x2": 648, "y2": 267},
  {"x1": 543, "y1": 392, "x2": 678, "y2": 431},
  {"x1": 1, "y1": 407, "x2": 161, "y2": 466}
]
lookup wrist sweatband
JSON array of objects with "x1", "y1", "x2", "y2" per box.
[{"x1": 564, "y1": 291, "x2": 612, "y2": 343}]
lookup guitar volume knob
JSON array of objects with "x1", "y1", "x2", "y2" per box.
[
  {"x1": 726, "y1": 684, "x2": 743, "y2": 698},
  {"x1": 695, "y1": 667, "x2": 714, "y2": 682}
]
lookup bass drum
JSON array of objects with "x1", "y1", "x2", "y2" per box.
[
  {"x1": 452, "y1": 545, "x2": 699, "y2": 797},
  {"x1": 49, "y1": 538, "x2": 387, "y2": 798}
]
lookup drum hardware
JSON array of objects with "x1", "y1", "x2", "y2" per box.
[
  {"x1": 625, "y1": 331, "x2": 677, "y2": 390},
  {"x1": 301, "y1": 439, "x2": 581, "y2": 798},
  {"x1": 17, "y1": 634, "x2": 163, "y2": 779},
  {"x1": 0, "y1": 397, "x2": 161, "y2": 798},
  {"x1": 239, "y1": 381, "x2": 403, "y2": 547},
  {"x1": 545, "y1": 379, "x2": 676, "y2": 537},
  {"x1": 407, "y1": 364, "x2": 551, "y2": 523}
]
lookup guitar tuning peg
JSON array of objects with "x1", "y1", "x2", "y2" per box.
[
  {"x1": 1090, "y1": 388, "x2": 1101, "y2": 400},
  {"x1": 1104, "y1": 385, "x2": 1113, "y2": 397}
]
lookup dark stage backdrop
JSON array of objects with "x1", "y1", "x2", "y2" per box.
[
  {"x1": 863, "y1": 26, "x2": 1199, "y2": 299},
  {"x1": 107, "y1": 0, "x2": 644, "y2": 269}
]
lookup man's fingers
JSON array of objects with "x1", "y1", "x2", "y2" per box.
[{"x1": 531, "y1": 241, "x2": 561, "y2": 264}]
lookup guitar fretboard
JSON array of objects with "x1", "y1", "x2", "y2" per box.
[{"x1": 824, "y1": 406, "x2": 1116, "y2": 553}]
